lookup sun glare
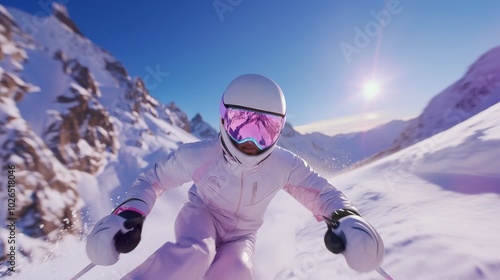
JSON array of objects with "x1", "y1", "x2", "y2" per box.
[{"x1": 363, "y1": 81, "x2": 380, "y2": 99}]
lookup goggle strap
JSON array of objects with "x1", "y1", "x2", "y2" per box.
[{"x1": 223, "y1": 103, "x2": 286, "y2": 118}]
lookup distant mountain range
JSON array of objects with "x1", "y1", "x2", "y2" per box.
[
  {"x1": 278, "y1": 119, "x2": 409, "y2": 173},
  {"x1": 281, "y1": 45, "x2": 500, "y2": 171},
  {"x1": 0, "y1": 3, "x2": 498, "y2": 263}
]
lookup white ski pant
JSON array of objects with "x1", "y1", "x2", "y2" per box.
[{"x1": 122, "y1": 203, "x2": 255, "y2": 280}]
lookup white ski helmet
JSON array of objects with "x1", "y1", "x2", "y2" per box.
[{"x1": 219, "y1": 74, "x2": 286, "y2": 167}]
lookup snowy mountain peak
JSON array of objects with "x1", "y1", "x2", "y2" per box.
[
  {"x1": 0, "y1": 4, "x2": 201, "y2": 259},
  {"x1": 465, "y1": 45, "x2": 500, "y2": 77},
  {"x1": 191, "y1": 113, "x2": 203, "y2": 123},
  {"x1": 190, "y1": 113, "x2": 218, "y2": 140},
  {"x1": 368, "y1": 45, "x2": 500, "y2": 162},
  {"x1": 52, "y1": 3, "x2": 84, "y2": 37},
  {"x1": 281, "y1": 122, "x2": 298, "y2": 137}
]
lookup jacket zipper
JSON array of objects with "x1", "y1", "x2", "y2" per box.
[{"x1": 235, "y1": 173, "x2": 244, "y2": 214}]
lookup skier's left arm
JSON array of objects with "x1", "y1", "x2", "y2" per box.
[
  {"x1": 284, "y1": 155, "x2": 385, "y2": 272},
  {"x1": 283, "y1": 155, "x2": 357, "y2": 220}
]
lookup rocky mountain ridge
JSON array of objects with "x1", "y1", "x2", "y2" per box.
[{"x1": 0, "y1": 4, "x2": 204, "y2": 262}]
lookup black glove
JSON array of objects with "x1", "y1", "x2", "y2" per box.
[
  {"x1": 113, "y1": 210, "x2": 145, "y2": 253},
  {"x1": 86, "y1": 209, "x2": 146, "y2": 265},
  {"x1": 323, "y1": 209, "x2": 360, "y2": 254},
  {"x1": 323, "y1": 209, "x2": 385, "y2": 272}
]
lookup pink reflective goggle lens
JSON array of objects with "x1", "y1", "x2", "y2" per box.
[{"x1": 221, "y1": 104, "x2": 285, "y2": 150}]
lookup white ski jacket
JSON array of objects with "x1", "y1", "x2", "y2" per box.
[{"x1": 120, "y1": 137, "x2": 357, "y2": 241}]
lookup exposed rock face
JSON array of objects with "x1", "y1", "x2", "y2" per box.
[
  {"x1": 0, "y1": 6, "x2": 83, "y2": 260},
  {"x1": 0, "y1": 3, "x2": 212, "y2": 264},
  {"x1": 52, "y1": 3, "x2": 84, "y2": 37},
  {"x1": 125, "y1": 77, "x2": 160, "y2": 117},
  {"x1": 0, "y1": 5, "x2": 30, "y2": 69},
  {"x1": 105, "y1": 59, "x2": 129, "y2": 85},
  {"x1": 45, "y1": 50, "x2": 117, "y2": 174},
  {"x1": 0, "y1": 70, "x2": 83, "y2": 242},
  {"x1": 190, "y1": 113, "x2": 218, "y2": 140},
  {"x1": 164, "y1": 102, "x2": 191, "y2": 132}
]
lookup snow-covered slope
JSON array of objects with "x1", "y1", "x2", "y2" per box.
[
  {"x1": 0, "y1": 3, "x2": 199, "y2": 265},
  {"x1": 8, "y1": 69, "x2": 500, "y2": 280},
  {"x1": 2, "y1": 3, "x2": 500, "y2": 279},
  {"x1": 272, "y1": 98, "x2": 500, "y2": 280},
  {"x1": 0, "y1": 4, "x2": 85, "y2": 250}
]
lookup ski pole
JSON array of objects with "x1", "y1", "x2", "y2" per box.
[
  {"x1": 70, "y1": 262, "x2": 96, "y2": 280},
  {"x1": 376, "y1": 267, "x2": 394, "y2": 280}
]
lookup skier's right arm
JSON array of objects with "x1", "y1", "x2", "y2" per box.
[
  {"x1": 120, "y1": 144, "x2": 197, "y2": 215},
  {"x1": 86, "y1": 144, "x2": 196, "y2": 265}
]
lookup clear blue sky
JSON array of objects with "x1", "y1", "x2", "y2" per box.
[{"x1": 4, "y1": 0, "x2": 500, "y2": 135}]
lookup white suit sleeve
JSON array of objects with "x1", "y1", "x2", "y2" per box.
[
  {"x1": 283, "y1": 155, "x2": 358, "y2": 221},
  {"x1": 118, "y1": 144, "x2": 195, "y2": 216}
]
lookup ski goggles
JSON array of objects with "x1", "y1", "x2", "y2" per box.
[{"x1": 220, "y1": 103, "x2": 285, "y2": 150}]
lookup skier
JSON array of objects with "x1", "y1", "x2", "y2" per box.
[{"x1": 86, "y1": 74, "x2": 385, "y2": 279}]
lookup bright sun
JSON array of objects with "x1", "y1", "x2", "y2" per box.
[{"x1": 363, "y1": 81, "x2": 380, "y2": 99}]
